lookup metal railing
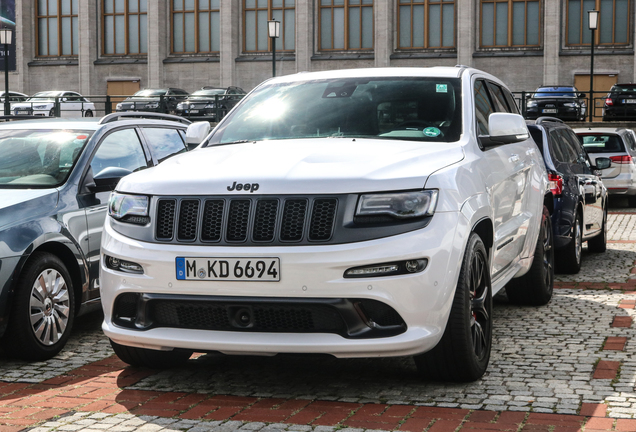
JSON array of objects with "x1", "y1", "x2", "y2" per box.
[{"x1": 511, "y1": 90, "x2": 613, "y2": 122}]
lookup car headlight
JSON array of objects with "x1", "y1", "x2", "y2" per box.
[
  {"x1": 145, "y1": 102, "x2": 159, "y2": 109},
  {"x1": 32, "y1": 105, "x2": 48, "y2": 109},
  {"x1": 205, "y1": 103, "x2": 216, "y2": 109},
  {"x1": 356, "y1": 190, "x2": 438, "y2": 219},
  {"x1": 563, "y1": 102, "x2": 579, "y2": 107},
  {"x1": 526, "y1": 101, "x2": 538, "y2": 107},
  {"x1": 177, "y1": 103, "x2": 186, "y2": 109},
  {"x1": 109, "y1": 192, "x2": 150, "y2": 224},
  {"x1": 116, "y1": 103, "x2": 123, "y2": 109}
]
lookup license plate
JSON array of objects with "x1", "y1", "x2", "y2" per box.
[
  {"x1": 176, "y1": 257, "x2": 280, "y2": 281},
  {"x1": 16, "y1": 110, "x2": 29, "y2": 115},
  {"x1": 189, "y1": 109, "x2": 199, "y2": 113},
  {"x1": 625, "y1": 100, "x2": 636, "y2": 104},
  {"x1": 542, "y1": 109, "x2": 557, "y2": 113}
]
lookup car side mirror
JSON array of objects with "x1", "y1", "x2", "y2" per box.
[
  {"x1": 480, "y1": 113, "x2": 530, "y2": 148},
  {"x1": 578, "y1": 93, "x2": 585, "y2": 98},
  {"x1": 62, "y1": 97, "x2": 68, "y2": 102},
  {"x1": 594, "y1": 157, "x2": 612, "y2": 170},
  {"x1": 89, "y1": 166, "x2": 132, "y2": 193},
  {"x1": 186, "y1": 121, "x2": 211, "y2": 150}
]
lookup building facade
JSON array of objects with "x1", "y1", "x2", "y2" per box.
[{"x1": 8, "y1": 0, "x2": 636, "y2": 98}]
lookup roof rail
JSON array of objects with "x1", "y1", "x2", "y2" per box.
[
  {"x1": 98, "y1": 112, "x2": 193, "y2": 125},
  {"x1": 535, "y1": 116, "x2": 564, "y2": 125}
]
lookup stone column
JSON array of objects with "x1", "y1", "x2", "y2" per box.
[
  {"x1": 295, "y1": 0, "x2": 312, "y2": 72},
  {"x1": 78, "y1": 0, "x2": 98, "y2": 95},
  {"x1": 16, "y1": 0, "x2": 33, "y2": 94},
  {"x1": 456, "y1": 0, "x2": 475, "y2": 67},
  {"x1": 543, "y1": 0, "x2": 560, "y2": 85},
  {"x1": 220, "y1": 0, "x2": 239, "y2": 87},
  {"x1": 374, "y1": 0, "x2": 392, "y2": 67},
  {"x1": 148, "y1": 0, "x2": 168, "y2": 88}
]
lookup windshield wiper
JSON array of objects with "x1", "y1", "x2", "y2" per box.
[{"x1": 210, "y1": 140, "x2": 255, "y2": 147}]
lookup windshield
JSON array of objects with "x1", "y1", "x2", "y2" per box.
[
  {"x1": 207, "y1": 77, "x2": 462, "y2": 144},
  {"x1": 533, "y1": 88, "x2": 577, "y2": 98},
  {"x1": 579, "y1": 134, "x2": 625, "y2": 153},
  {"x1": 611, "y1": 85, "x2": 636, "y2": 93},
  {"x1": 27, "y1": 91, "x2": 63, "y2": 102},
  {"x1": 0, "y1": 130, "x2": 93, "y2": 188},
  {"x1": 191, "y1": 89, "x2": 225, "y2": 97},
  {"x1": 133, "y1": 89, "x2": 167, "y2": 97}
]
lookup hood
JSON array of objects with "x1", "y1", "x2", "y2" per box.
[
  {"x1": 118, "y1": 138, "x2": 465, "y2": 195},
  {"x1": 0, "y1": 188, "x2": 59, "y2": 230}
]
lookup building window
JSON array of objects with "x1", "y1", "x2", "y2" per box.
[
  {"x1": 398, "y1": 0, "x2": 455, "y2": 49},
  {"x1": 172, "y1": 0, "x2": 220, "y2": 54},
  {"x1": 36, "y1": 0, "x2": 79, "y2": 56},
  {"x1": 480, "y1": 0, "x2": 541, "y2": 47},
  {"x1": 567, "y1": 0, "x2": 629, "y2": 46},
  {"x1": 320, "y1": 0, "x2": 373, "y2": 51},
  {"x1": 103, "y1": 0, "x2": 148, "y2": 55},
  {"x1": 244, "y1": 0, "x2": 295, "y2": 53}
]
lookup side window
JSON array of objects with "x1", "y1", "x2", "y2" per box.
[
  {"x1": 548, "y1": 131, "x2": 567, "y2": 164},
  {"x1": 625, "y1": 132, "x2": 636, "y2": 152},
  {"x1": 503, "y1": 88, "x2": 520, "y2": 114},
  {"x1": 486, "y1": 82, "x2": 510, "y2": 112},
  {"x1": 90, "y1": 129, "x2": 148, "y2": 176},
  {"x1": 556, "y1": 130, "x2": 579, "y2": 164},
  {"x1": 474, "y1": 80, "x2": 495, "y2": 136},
  {"x1": 141, "y1": 127, "x2": 187, "y2": 163},
  {"x1": 563, "y1": 129, "x2": 592, "y2": 173}
]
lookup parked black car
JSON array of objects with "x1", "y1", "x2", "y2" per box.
[
  {"x1": 175, "y1": 86, "x2": 246, "y2": 121},
  {"x1": 0, "y1": 113, "x2": 210, "y2": 360},
  {"x1": 527, "y1": 117, "x2": 610, "y2": 274},
  {"x1": 602, "y1": 83, "x2": 636, "y2": 121},
  {"x1": 525, "y1": 86, "x2": 587, "y2": 121},
  {"x1": 116, "y1": 88, "x2": 189, "y2": 114}
]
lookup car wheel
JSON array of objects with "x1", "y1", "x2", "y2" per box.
[
  {"x1": 3, "y1": 252, "x2": 75, "y2": 360},
  {"x1": 627, "y1": 196, "x2": 636, "y2": 208},
  {"x1": 559, "y1": 211, "x2": 583, "y2": 274},
  {"x1": 110, "y1": 339, "x2": 193, "y2": 369},
  {"x1": 588, "y1": 206, "x2": 608, "y2": 253},
  {"x1": 506, "y1": 205, "x2": 554, "y2": 306},
  {"x1": 49, "y1": 108, "x2": 55, "y2": 117},
  {"x1": 84, "y1": 110, "x2": 93, "y2": 117},
  {"x1": 413, "y1": 232, "x2": 492, "y2": 382}
]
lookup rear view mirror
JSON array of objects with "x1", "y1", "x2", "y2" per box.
[
  {"x1": 186, "y1": 121, "x2": 211, "y2": 150},
  {"x1": 481, "y1": 113, "x2": 530, "y2": 147},
  {"x1": 578, "y1": 93, "x2": 586, "y2": 98}
]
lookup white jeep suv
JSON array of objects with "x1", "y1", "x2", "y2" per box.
[{"x1": 100, "y1": 67, "x2": 553, "y2": 381}]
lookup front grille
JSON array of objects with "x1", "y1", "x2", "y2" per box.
[{"x1": 155, "y1": 196, "x2": 338, "y2": 245}]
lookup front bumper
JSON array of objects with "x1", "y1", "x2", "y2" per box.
[{"x1": 100, "y1": 210, "x2": 466, "y2": 358}]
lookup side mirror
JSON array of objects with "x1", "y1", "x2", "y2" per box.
[
  {"x1": 186, "y1": 121, "x2": 211, "y2": 150},
  {"x1": 594, "y1": 157, "x2": 612, "y2": 170},
  {"x1": 480, "y1": 113, "x2": 530, "y2": 148},
  {"x1": 89, "y1": 166, "x2": 132, "y2": 193},
  {"x1": 578, "y1": 93, "x2": 586, "y2": 98},
  {"x1": 62, "y1": 97, "x2": 68, "y2": 102}
]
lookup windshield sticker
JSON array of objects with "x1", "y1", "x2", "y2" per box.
[
  {"x1": 436, "y1": 84, "x2": 448, "y2": 93},
  {"x1": 424, "y1": 127, "x2": 441, "y2": 137}
]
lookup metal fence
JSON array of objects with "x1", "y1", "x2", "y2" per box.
[
  {"x1": 511, "y1": 90, "x2": 614, "y2": 122},
  {"x1": 5, "y1": 94, "x2": 246, "y2": 122}
]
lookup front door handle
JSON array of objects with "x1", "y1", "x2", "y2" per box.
[{"x1": 509, "y1": 154, "x2": 520, "y2": 163}]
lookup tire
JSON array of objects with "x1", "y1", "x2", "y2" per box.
[
  {"x1": 49, "y1": 108, "x2": 55, "y2": 117},
  {"x1": 84, "y1": 110, "x2": 93, "y2": 117},
  {"x1": 588, "y1": 206, "x2": 607, "y2": 253},
  {"x1": 413, "y1": 233, "x2": 492, "y2": 382},
  {"x1": 558, "y1": 211, "x2": 582, "y2": 274},
  {"x1": 3, "y1": 252, "x2": 75, "y2": 360},
  {"x1": 110, "y1": 339, "x2": 192, "y2": 369},
  {"x1": 506, "y1": 205, "x2": 554, "y2": 306},
  {"x1": 627, "y1": 195, "x2": 636, "y2": 208}
]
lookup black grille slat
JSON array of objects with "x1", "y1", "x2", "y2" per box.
[
  {"x1": 309, "y1": 199, "x2": 337, "y2": 241},
  {"x1": 201, "y1": 200, "x2": 225, "y2": 242},
  {"x1": 156, "y1": 200, "x2": 176, "y2": 240},
  {"x1": 281, "y1": 199, "x2": 308, "y2": 241},
  {"x1": 177, "y1": 200, "x2": 200, "y2": 241},
  {"x1": 253, "y1": 199, "x2": 279, "y2": 242},
  {"x1": 226, "y1": 200, "x2": 251, "y2": 242}
]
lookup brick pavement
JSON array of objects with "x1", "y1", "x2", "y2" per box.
[{"x1": 1, "y1": 212, "x2": 636, "y2": 431}]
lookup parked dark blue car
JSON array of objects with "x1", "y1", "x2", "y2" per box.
[
  {"x1": 527, "y1": 117, "x2": 610, "y2": 274},
  {"x1": 0, "y1": 113, "x2": 203, "y2": 360}
]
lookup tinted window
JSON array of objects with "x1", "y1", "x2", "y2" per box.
[
  {"x1": 141, "y1": 127, "x2": 187, "y2": 163},
  {"x1": 528, "y1": 127, "x2": 544, "y2": 154},
  {"x1": 534, "y1": 87, "x2": 577, "y2": 98},
  {"x1": 503, "y1": 88, "x2": 520, "y2": 114},
  {"x1": 548, "y1": 131, "x2": 568, "y2": 163},
  {"x1": 90, "y1": 129, "x2": 147, "y2": 176},
  {"x1": 487, "y1": 82, "x2": 510, "y2": 112},
  {"x1": 580, "y1": 134, "x2": 626, "y2": 153},
  {"x1": 475, "y1": 80, "x2": 495, "y2": 135}
]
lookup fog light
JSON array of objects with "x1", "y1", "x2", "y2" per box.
[
  {"x1": 405, "y1": 259, "x2": 427, "y2": 273},
  {"x1": 344, "y1": 259, "x2": 428, "y2": 278},
  {"x1": 105, "y1": 255, "x2": 144, "y2": 274},
  {"x1": 345, "y1": 264, "x2": 400, "y2": 277},
  {"x1": 108, "y1": 256, "x2": 120, "y2": 268}
]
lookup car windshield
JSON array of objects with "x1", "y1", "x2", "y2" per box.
[
  {"x1": 611, "y1": 85, "x2": 636, "y2": 93},
  {"x1": 133, "y1": 89, "x2": 166, "y2": 97},
  {"x1": 533, "y1": 88, "x2": 577, "y2": 98},
  {"x1": 191, "y1": 89, "x2": 225, "y2": 97},
  {"x1": 27, "y1": 91, "x2": 64, "y2": 102},
  {"x1": 0, "y1": 129, "x2": 93, "y2": 188},
  {"x1": 579, "y1": 134, "x2": 625, "y2": 153},
  {"x1": 207, "y1": 77, "x2": 462, "y2": 144}
]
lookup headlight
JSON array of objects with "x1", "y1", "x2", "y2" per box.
[
  {"x1": 177, "y1": 103, "x2": 186, "y2": 109},
  {"x1": 33, "y1": 105, "x2": 48, "y2": 109},
  {"x1": 116, "y1": 103, "x2": 123, "y2": 109},
  {"x1": 356, "y1": 190, "x2": 438, "y2": 219},
  {"x1": 526, "y1": 101, "x2": 538, "y2": 107},
  {"x1": 108, "y1": 192, "x2": 150, "y2": 224},
  {"x1": 145, "y1": 102, "x2": 159, "y2": 109},
  {"x1": 563, "y1": 102, "x2": 579, "y2": 107},
  {"x1": 205, "y1": 103, "x2": 216, "y2": 109}
]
